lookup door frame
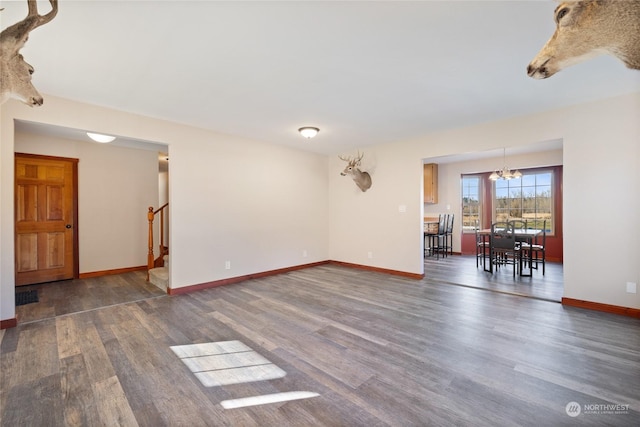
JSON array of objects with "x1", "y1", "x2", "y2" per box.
[{"x1": 14, "y1": 152, "x2": 80, "y2": 284}]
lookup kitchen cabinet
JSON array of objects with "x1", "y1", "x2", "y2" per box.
[{"x1": 424, "y1": 163, "x2": 438, "y2": 204}]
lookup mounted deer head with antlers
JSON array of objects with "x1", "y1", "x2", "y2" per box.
[
  {"x1": 339, "y1": 151, "x2": 372, "y2": 192},
  {"x1": 527, "y1": 0, "x2": 640, "y2": 79},
  {"x1": 1, "y1": 0, "x2": 58, "y2": 106}
]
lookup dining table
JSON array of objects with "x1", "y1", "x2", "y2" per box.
[{"x1": 478, "y1": 228, "x2": 542, "y2": 276}]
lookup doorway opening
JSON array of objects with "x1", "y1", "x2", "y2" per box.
[
  {"x1": 422, "y1": 141, "x2": 564, "y2": 301},
  {"x1": 13, "y1": 120, "x2": 169, "y2": 324}
]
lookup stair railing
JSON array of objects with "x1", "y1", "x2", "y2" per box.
[{"x1": 147, "y1": 203, "x2": 169, "y2": 280}]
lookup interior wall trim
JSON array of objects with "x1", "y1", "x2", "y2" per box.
[
  {"x1": 79, "y1": 265, "x2": 147, "y2": 279},
  {"x1": 562, "y1": 297, "x2": 640, "y2": 319},
  {"x1": 329, "y1": 261, "x2": 425, "y2": 280},
  {"x1": 1, "y1": 318, "x2": 18, "y2": 329},
  {"x1": 167, "y1": 261, "x2": 331, "y2": 295}
]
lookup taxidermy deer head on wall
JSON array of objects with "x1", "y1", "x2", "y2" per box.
[
  {"x1": 527, "y1": 0, "x2": 640, "y2": 79},
  {"x1": 1, "y1": 0, "x2": 58, "y2": 106},
  {"x1": 339, "y1": 151, "x2": 372, "y2": 192}
]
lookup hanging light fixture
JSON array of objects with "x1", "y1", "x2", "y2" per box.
[
  {"x1": 87, "y1": 132, "x2": 116, "y2": 143},
  {"x1": 298, "y1": 127, "x2": 319, "y2": 139},
  {"x1": 489, "y1": 148, "x2": 522, "y2": 181}
]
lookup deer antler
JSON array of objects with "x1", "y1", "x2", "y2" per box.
[
  {"x1": 25, "y1": 0, "x2": 58, "y2": 29},
  {"x1": 338, "y1": 151, "x2": 365, "y2": 166},
  {"x1": 353, "y1": 151, "x2": 364, "y2": 166},
  {"x1": 29, "y1": 0, "x2": 58, "y2": 28},
  {"x1": 1, "y1": 0, "x2": 58, "y2": 50}
]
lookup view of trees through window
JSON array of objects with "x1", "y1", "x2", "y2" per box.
[
  {"x1": 461, "y1": 170, "x2": 554, "y2": 233},
  {"x1": 494, "y1": 171, "x2": 553, "y2": 231},
  {"x1": 461, "y1": 176, "x2": 481, "y2": 232}
]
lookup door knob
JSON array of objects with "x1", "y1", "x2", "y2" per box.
[{"x1": 65, "y1": 224, "x2": 72, "y2": 229}]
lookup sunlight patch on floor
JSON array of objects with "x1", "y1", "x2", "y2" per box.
[
  {"x1": 221, "y1": 391, "x2": 320, "y2": 409},
  {"x1": 171, "y1": 340, "x2": 319, "y2": 409},
  {"x1": 170, "y1": 340, "x2": 286, "y2": 387}
]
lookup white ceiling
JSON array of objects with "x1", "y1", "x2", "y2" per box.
[{"x1": 4, "y1": 0, "x2": 639, "y2": 156}]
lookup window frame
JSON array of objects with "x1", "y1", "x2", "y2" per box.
[
  {"x1": 460, "y1": 167, "x2": 559, "y2": 236},
  {"x1": 461, "y1": 175, "x2": 483, "y2": 234},
  {"x1": 491, "y1": 167, "x2": 555, "y2": 236}
]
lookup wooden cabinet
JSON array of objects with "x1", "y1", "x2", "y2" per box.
[{"x1": 423, "y1": 163, "x2": 438, "y2": 204}]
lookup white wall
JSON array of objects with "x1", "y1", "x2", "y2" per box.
[
  {"x1": 15, "y1": 132, "x2": 159, "y2": 273},
  {"x1": 329, "y1": 92, "x2": 640, "y2": 309},
  {"x1": 330, "y1": 147, "x2": 423, "y2": 274},
  {"x1": 159, "y1": 171, "x2": 169, "y2": 206},
  {"x1": 159, "y1": 168, "x2": 169, "y2": 247},
  {"x1": 1, "y1": 96, "x2": 330, "y2": 322},
  {"x1": 168, "y1": 133, "x2": 329, "y2": 288},
  {"x1": 423, "y1": 149, "x2": 563, "y2": 254}
]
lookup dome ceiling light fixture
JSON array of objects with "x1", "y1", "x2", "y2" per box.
[
  {"x1": 489, "y1": 147, "x2": 522, "y2": 181},
  {"x1": 86, "y1": 132, "x2": 116, "y2": 143},
  {"x1": 298, "y1": 127, "x2": 319, "y2": 139}
]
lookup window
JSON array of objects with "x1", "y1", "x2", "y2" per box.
[
  {"x1": 494, "y1": 170, "x2": 553, "y2": 233},
  {"x1": 461, "y1": 168, "x2": 557, "y2": 236},
  {"x1": 461, "y1": 175, "x2": 481, "y2": 233}
]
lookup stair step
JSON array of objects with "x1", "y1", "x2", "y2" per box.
[{"x1": 149, "y1": 267, "x2": 169, "y2": 291}]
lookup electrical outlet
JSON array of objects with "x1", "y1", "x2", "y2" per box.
[
  {"x1": 367, "y1": 251, "x2": 373, "y2": 259},
  {"x1": 225, "y1": 261, "x2": 231, "y2": 270},
  {"x1": 626, "y1": 282, "x2": 637, "y2": 294},
  {"x1": 302, "y1": 250, "x2": 308, "y2": 258}
]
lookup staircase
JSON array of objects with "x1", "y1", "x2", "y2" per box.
[
  {"x1": 149, "y1": 254, "x2": 169, "y2": 290},
  {"x1": 147, "y1": 204, "x2": 169, "y2": 291}
]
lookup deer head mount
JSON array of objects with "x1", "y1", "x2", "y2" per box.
[
  {"x1": 339, "y1": 151, "x2": 372, "y2": 192},
  {"x1": 528, "y1": 0, "x2": 640, "y2": 79},
  {"x1": 1, "y1": 0, "x2": 58, "y2": 106}
]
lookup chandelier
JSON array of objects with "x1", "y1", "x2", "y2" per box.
[{"x1": 489, "y1": 148, "x2": 522, "y2": 181}]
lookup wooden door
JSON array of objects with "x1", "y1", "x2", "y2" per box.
[{"x1": 15, "y1": 154, "x2": 78, "y2": 286}]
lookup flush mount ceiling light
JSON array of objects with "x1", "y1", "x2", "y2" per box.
[
  {"x1": 86, "y1": 132, "x2": 116, "y2": 143},
  {"x1": 298, "y1": 127, "x2": 319, "y2": 139},
  {"x1": 489, "y1": 148, "x2": 522, "y2": 181}
]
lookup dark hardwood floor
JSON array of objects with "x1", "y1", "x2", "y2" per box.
[
  {"x1": 13, "y1": 271, "x2": 166, "y2": 324},
  {"x1": 424, "y1": 254, "x2": 564, "y2": 302},
  {"x1": 2, "y1": 264, "x2": 638, "y2": 426}
]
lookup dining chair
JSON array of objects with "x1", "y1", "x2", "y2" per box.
[
  {"x1": 475, "y1": 220, "x2": 489, "y2": 268},
  {"x1": 445, "y1": 214, "x2": 454, "y2": 256},
  {"x1": 509, "y1": 219, "x2": 529, "y2": 257},
  {"x1": 510, "y1": 219, "x2": 528, "y2": 232},
  {"x1": 490, "y1": 221, "x2": 520, "y2": 277},
  {"x1": 520, "y1": 219, "x2": 547, "y2": 275},
  {"x1": 424, "y1": 214, "x2": 440, "y2": 258},
  {"x1": 426, "y1": 214, "x2": 448, "y2": 259},
  {"x1": 423, "y1": 218, "x2": 439, "y2": 257}
]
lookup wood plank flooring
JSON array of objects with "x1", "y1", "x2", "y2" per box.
[
  {"x1": 2, "y1": 264, "x2": 639, "y2": 426},
  {"x1": 425, "y1": 254, "x2": 564, "y2": 302},
  {"x1": 14, "y1": 271, "x2": 166, "y2": 324}
]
